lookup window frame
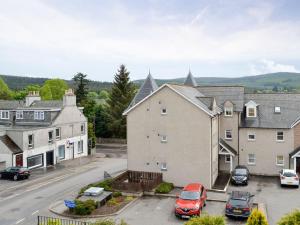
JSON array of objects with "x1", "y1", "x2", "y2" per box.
[
  {"x1": 28, "y1": 134, "x2": 34, "y2": 149},
  {"x1": 224, "y1": 107, "x2": 233, "y2": 117},
  {"x1": 34, "y1": 111, "x2": 45, "y2": 120},
  {"x1": 0, "y1": 110, "x2": 10, "y2": 120},
  {"x1": 58, "y1": 145, "x2": 65, "y2": 160},
  {"x1": 160, "y1": 135, "x2": 167, "y2": 143},
  {"x1": 225, "y1": 130, "x2": 232, "y2": 140},
  {"x1": 48, "y1": 131, "x2": 53, "y2": 144},
  {"x1": 225, "y1": 155, "x2": 231, "y2": 164},
  {"x1": 16, "y1": 110, "x2": 23, "y2": 119},
  {"x1": 276, "y1": 155, "x2": 284, "y2": 166},
  {"x1": 55, "y1": 128, "x2": 61, "y2": 140},
  {"x1": 248, "y1": 132, "x2": 256, "y2": 141},
  {"x1": 161, "y1": 162, "x2": 167, "y2": 171},
  {"x1": 247, "y1": 153, "x2": 256, "y2": 165},
  {"x1": 276, "y1": 131, "x2": 284, "y2": 142},
  {"x1": 81, "y1": 123, "x2": 85, "y2": 135},
  {"x1": 78, "y1": 140, "x2": 84, "y2": 154},
  {"x1": 161, "y1": 107, "x2": 167, "y2": 115},
  {"x1": 247, "y1": 107, "x2": 256, "y2": 118},
  {"x1": 274, "y1": 106, "x2": 281, "y2": 113}
]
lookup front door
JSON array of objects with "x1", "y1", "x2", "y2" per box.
[
  {"x1": 296, "y1": 158, "x2": 300, "y2": 174},
  {"x1": 15, "y1": 154, "x2": 23, "y2": 167},
  {"x1": 46, "y1": 151, "x2": 54, "y2": 166}
]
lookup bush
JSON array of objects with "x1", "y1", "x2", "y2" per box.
[
  {"x1": 155, "y1": 182, "x2": 174, "y2": 194},
  {"x1": 125, "y1": 196, "x2": 134, "y2": 202},
  {"x1": 92, "y1": 220, "x2": 128, "y2": 225},
  {"x1": 112, "y1": 191, "x2": 122, "y2": 198},
  {"x1": 74, "y1": 199, "x2": 97, "y2": 215},
  {"x1": 277, "y1": 209, "x2": 300, "y2": 225},
  {"x1": 107, "y1": 198, "x2": 119, "y2": 206},
  {"x1": 184, "y1": 214, "x2": 225, "y2": 225},
  {"x1": 246, "y1": 209, "x2": 268, "y2": 225}
]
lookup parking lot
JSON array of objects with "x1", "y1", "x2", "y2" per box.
[{"x1": 114, "y1": 196, "x2": 246, "y2": 225}]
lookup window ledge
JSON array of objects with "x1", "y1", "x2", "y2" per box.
[
  {"x1": 276, "y1": 140, "x2": 285, "y2": 143},
  {"x1": 276, "y1": 164, "x2": 284, "y2": 167},
  {"x1": 247, "y1": 163, "x2": 256, "y2": 166},
  {"x1": 248, "y1": 139, "x2": 256, "y2": 142},
  {"x1": 225, "y1": 138, "x2": 232, "y2": 141}
]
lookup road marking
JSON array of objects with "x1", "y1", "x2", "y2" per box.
[
  {"x1": 32, "y1": 210, "x2": 39, "y2": 215},
  {"x1": 16, "y1": 218, "x2": 25, "y2": 224}
]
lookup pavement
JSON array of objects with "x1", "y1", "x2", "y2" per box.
[{"x1": 0, "y1": 156, "x2": 127, "y2": 225}]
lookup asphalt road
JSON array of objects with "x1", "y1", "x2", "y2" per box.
[{"x1": 0, "y1": 158, "x2": 127, "y2": 225}]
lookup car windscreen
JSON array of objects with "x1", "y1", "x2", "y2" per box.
[
  {"x1": 180, "y1": 191, "x2": 200, "y2": 200},
  {"x1": 229, "y1": 199, "x2": 248, "y2": 207},
  {"x1": 234, "y1": 169, "x2": 247, "y2": 175},
  {"x1": 283, "y1": 172, "x2": 296, "y2": 177}
]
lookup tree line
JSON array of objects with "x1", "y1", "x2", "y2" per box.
[{"x1": 0, "y1": 65, "x2": 137, "y2": 143}]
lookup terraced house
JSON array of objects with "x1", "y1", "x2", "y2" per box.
[
  {"x1": 124, "y1": 72, "x2": 300, "y2": 188},
  {"x1": 0, "y1": 90, "x2": 88, "y2": 170}
]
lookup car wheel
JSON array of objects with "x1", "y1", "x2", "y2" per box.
[{"x1": 13, "y1": 175, "x2": 18, "y2": 181}]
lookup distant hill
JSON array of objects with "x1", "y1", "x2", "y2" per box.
[{"x1": 1, "y1": 72, "x2": 300, "y2": 92}]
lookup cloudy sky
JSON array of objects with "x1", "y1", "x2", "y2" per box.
[{"x1": 0, "y1": 0, "x2": 300, "y2": 81}]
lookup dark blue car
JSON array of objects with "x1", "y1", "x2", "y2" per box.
[{"x1": 225, "y1": 191, "x2": 254, "y2": 218}]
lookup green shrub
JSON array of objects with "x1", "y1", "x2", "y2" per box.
[
  {"x1": 112, "y1": 191, "x2": 122, "y2": 198},
  {"x1": 107, "y1": 198, "x2": 119, "y2": 206},
  {"x1": 277, "y1": 209, "x2": 300, "y2": 225},
  {"x1": 184, "y1": 214, "x2": 225, "y2": 225},
  {"x1": 155, "y1": 182, "x2": 174, "y2": 194},
  {"x1": 246, "y1": 209, "x2": 268, "y2": 225},
  {"x1": 125, "y1": 196, "x2": 134, "y2": 202},
  {"x1": 92, "y1": 220, "x2": 128, "y2": 225},
  {"x1": 74, "y1": 199, "x2": 97, "y2": 215}
]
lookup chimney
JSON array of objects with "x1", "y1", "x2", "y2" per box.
[
  {"x1": 63, "y1": 89, "x2": 76, "y2": 106},
  {"x1": 25, "y1": 91, "x2": 41, "y2": 106}
]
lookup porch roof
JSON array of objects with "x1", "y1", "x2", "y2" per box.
[
  {"x1": 219, "y1": 138, "x2": 237, "y2": 156},
  {"x1": 290, "y1": 146, "x2": 300, "y2": 158},
  {"x1": 0, "y1": 135, "x2": 22, "y2": 154}
]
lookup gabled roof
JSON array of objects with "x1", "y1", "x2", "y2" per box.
[
  {"x1": 184, "y1": 71, "x2": 197, "y2": 87},
  {"x1": 128, "y1": 73, "x2": 158, "y2": 108},
  {"x1": 242, "y1": 93, "x2": 300, "y2": 129},
  {"x1": 0, "y1": 100, "x2": 24, "y2": 109},
  {"x1": 219, "y1": 138, "x2": 237, "y2": 156},
  {"x1": 28, "y1": 100, "x2": 63, "y2": 109},
  {"x1": 0, "y1": 100, "x2": 63, "y2": 110},
  {"x1": 0, "y1": 135, "x2": 22, "y2": 154},
  {"x1": 123, "y1": 84, "x2": 218, "y2": 117}
]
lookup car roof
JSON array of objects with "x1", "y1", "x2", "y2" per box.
[
  {"x1": 230, "y1": 191, "x2": 251, "y2": 200},
  {"x1": 282, "y1": 169, "x2": 296, "y2": 173},
  {"x1": 234, "y1": 165, "x2": 248, "y2": 170},
  {"x1": 183, "y1": 183, "x2": 202, "y2": 191}
]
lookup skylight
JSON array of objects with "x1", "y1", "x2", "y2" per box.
[{"x1": 274, "y1": 106, "x2": 281, "y2": 113}]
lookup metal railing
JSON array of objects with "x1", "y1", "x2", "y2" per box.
[{"x1": 37, "y1": 216, "x2": 92, "y2": 225}]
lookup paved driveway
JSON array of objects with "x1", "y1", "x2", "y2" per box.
[
  {"x1": 227, "y1": 176, "x2": 300, "y2": 225},
  {"x1": 113, "y1": 197, "x2": 246, "y2": 225}
]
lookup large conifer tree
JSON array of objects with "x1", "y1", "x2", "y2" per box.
[{"x1": 107, "y1": 65, "x2": 135, "y2": 138}]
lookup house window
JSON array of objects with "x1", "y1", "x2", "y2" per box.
[
  {"x1": 27, "y1": 154, "x2": 43, "y2": 169},
  {"x1": 274, "y1": 106, "x2": 281, "y2": 113},
  {"x1": 78, "y1": 140, "x2": 83, "y2": 153},
  {"x1": 161, "y1": 135, "x2": 167, "y2": 143},
  {"x1": 48, "y1": 131, "x2": 53, "y2": 143},
  {"x1": 247, "y1": 107, "x2": 256, "y2": 117},
  {"x1": 16, "y1": 111, "x2": 23, "y2": 119},
  {"x1": 161, "y1": 108, "x2": 167, "y2": 115},
  {"x1": 248, "y1": 133, "x2": 256, "y2": 141},
  {"x1": 225, "y1": 130, "x2": 232, "y2": 140},
  {"x1": 276, "y1": 155, "x2": 284, "y2": 166},
  {"x1": 28, "y1": 134, "x2": 34, "y2": 149},
  {"x1": 81, "y1": 124, "x2": 85, "y2": 134},
  {"x1": 34, "y1": 111, "x2": 44, "y2": 120},
  {"x1": 58, "y1": 145, "x2": 65, "y2": 159},
  {"x1": 225, "y1": 155, "x2": 231, "y2": 164},
  {"x1": 277, "y1": 131, "x2": 284, "y2": 141},
  {"x1": 161, "y1": 162, "x2": 167, "y2": 171},
  {"x1": 248, "y1": 154, "x2": 256, "y2": 165},
  {"x1": 55, "y1": 128, "x2": 61, "y2": 140},
  {"x1": 224, "y1": 107, "x2": 233, "y2": 117},
  {"x1": 0, "y1": 110, "x2": 9, "y2": 119}
]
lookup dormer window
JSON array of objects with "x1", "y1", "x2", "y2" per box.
[
  {"x1": 274, "y1": 106, "x2": 281, "y2": 113},
  {"x1": 0, "y1": 110, "x2": 9, "y2": 119},
  {"x1": 245, "y1": 100, "x2": 258, "y2": 118},
  {"x1": 224, "y1": 107, "x2": 233, "y2": 117},
  {"x1": 34, "y1": 111, "x2": 44, "y2": 120}
]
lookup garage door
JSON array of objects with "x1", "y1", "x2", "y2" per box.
[
  {"x1": 0, "y1": 161, "x2": 5, "y2": 170},
  {"x1": 27, "y1": 154, "x2": 43, "y2": 169}
]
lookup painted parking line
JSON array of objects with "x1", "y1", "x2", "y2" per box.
[
  {"x1": 15, "y1": 218, "x2": 25, "y2": 224},
  {"x1": 32, "y1": 210, "x2": 39, "y2": 215}
]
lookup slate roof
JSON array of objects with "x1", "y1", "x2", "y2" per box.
[
  {"x1": 220, "y1": 138, "x2": 237, "y2": 156},
  {"x1": 241, "y1": 93, "x2": 300, "y2": 129},
  {"x1": 289, "y1": 146, "x2": 300, "y2": 158},
  {"x1": 0, "y1": 100, "x2": 63, "y2": 110},
  {"x1": 184, "y1": 71, "x2": 198, "y2": 87},
  {"x1": 129, "y1": 73, "x2": 158, "y2": 108},
  {"x1": 197, "y1": 86, "x2": 245, "y2": 112},
  {"x1": 0, "y1": 135, "x2": 22, "y2": 154}
]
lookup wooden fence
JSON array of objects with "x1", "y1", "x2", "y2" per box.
[{"x1": 112, "y1": 170, "x2": 162, "y2": 192}]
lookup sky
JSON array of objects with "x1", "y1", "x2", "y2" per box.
[{"x1": 1, "y1": 0, "x2": 300, "y2": 81}]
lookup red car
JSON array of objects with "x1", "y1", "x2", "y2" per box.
[{"x1": 175, "y1": 183, "x2": 207, "y2": 219}]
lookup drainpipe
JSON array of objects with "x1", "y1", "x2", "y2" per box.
[
  {"x1": 210, "y1": 117, "x2": 213, "y2": 188},
  {"x1": 238, "y1": 112, "x2": 240, "y2": 165}
]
